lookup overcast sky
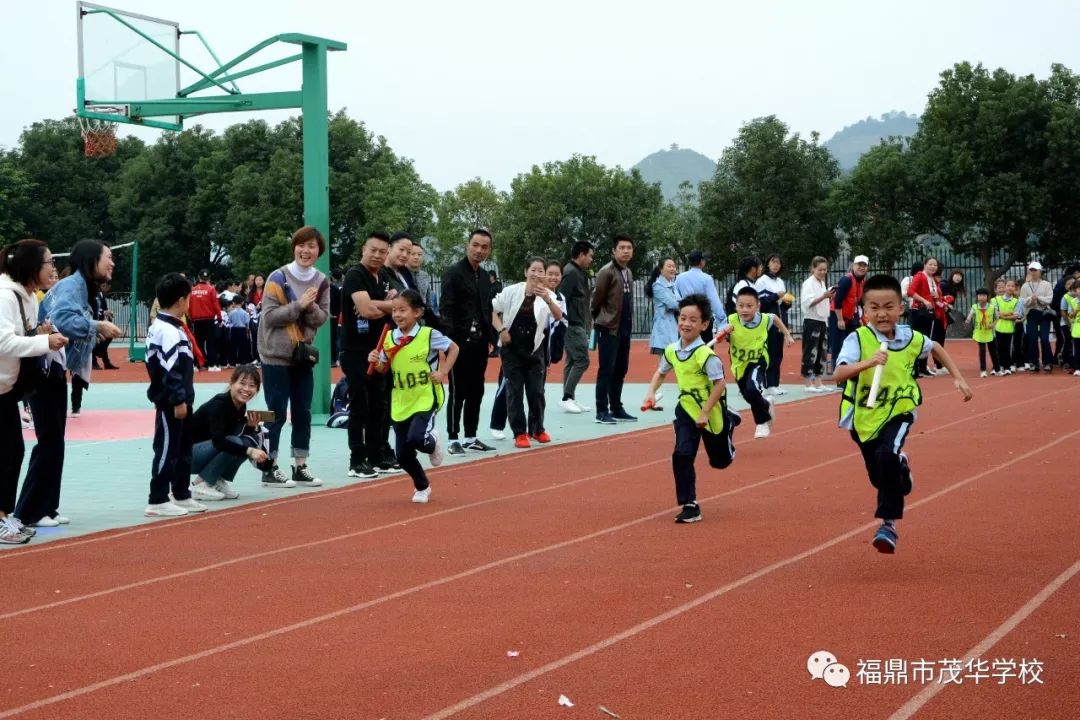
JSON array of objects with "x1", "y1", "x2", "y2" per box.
[{"x1": 4, "y1": 0, "x2": 1080, "y2": 191}]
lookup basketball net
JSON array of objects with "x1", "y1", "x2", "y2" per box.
[{"x1": 76, "y1": 110, "x2": 122, "y2": 158}]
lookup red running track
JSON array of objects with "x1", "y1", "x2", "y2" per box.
[{"x1": 1, "y1": 353, "x2": 1078, "y2": 719}]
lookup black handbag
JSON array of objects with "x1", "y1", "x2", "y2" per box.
[{"x1": 8, "y1": 289, "x2": 49, "y2": 400}]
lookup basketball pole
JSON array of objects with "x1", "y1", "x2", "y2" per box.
[
  {"x1": 302, "y1": 42, "x2": 332, "y2": 414},
  {"x1": 128, "y1": 240, "x2": 145, "y2": 362}
]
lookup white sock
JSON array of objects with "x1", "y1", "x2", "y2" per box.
[{"x1": 464, "y1": 437, "x2": 476, "y2": 444}]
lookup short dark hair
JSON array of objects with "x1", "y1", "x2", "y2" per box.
[
  {"x1": 389, "y1": 231, "x2": 414, "y2": 246},
  {"x1": 570, "y1": 240, "x2": 594, "y2": 259},
  {"x1": 198, "y1": 268, "x2": 211, "y2": 280},
  {"x1": 736, "y1": 286, "x2": 760, "y2": 301},
  {"x1": 0, "y1": 239, "x2": 49, "y2": 287},
  {"x1": 396, "y1": 288, "x2": 426, "y2": 312},
  {"x1": 678, "y1": 293, "x2": 712, "y2": 321},
  {"x1": 612, "y1": 234, "x2": 633, "y2": 249},
  {"x1": 292, "y1": 226, "x2": 326, "y2": 257},
  {"x1": 156, "y1": 272, "x2": 192, "y2": 308},
  {"x1": 366, "y1": 231, "x2": 391, "y2": 244},
  {"x1": 545, "y1": 259, "x2": 562, "y2": 272},
  {"x1": 975, "y1": 287, "x2": 990, "y2": 297},
  {"x1": 67, "y1": 240, "x2": 109, "y2": 297},
  {"x1": 861, "y1": 273, "x2": 903, "y2": 301},
  {"x1": 469, "y1": 229, "x2": 493, "y2": 243},
  {"x1": 737, "y1": 256, "x2": 762, "y2": 278},
  {"x1": 229, "y1": 364, "x2": 262, "y2": 391},
  {"x1": 524, "y1": 256, "x2": 546, "y2": 271}
]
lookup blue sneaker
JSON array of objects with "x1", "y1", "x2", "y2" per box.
[
  {"x1": 595, "y1": 412, "x2": 617, "y2": 425},
  {"x1": 610, "y1": 409, "x2": 638, "y2": 422},
  {"x1": 872, "y1": 523, "x2": 898, "y2": 554}
]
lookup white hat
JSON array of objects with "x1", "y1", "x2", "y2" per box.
[
  {"x1": 1028, "y1": 261, "x2": 1043, "y2": 271},
  {"x1": 853, "y1": 255, "x2": 870, "y2": 265}
]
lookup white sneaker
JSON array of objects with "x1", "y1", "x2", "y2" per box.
[
  {"x1": 773, "y1": 387, "x2": 788, "y2": 396},
  {"x1": 804, "y1": 385, "x2": 822, "y2": 394},
  {"x1": 1074, "y1": 370, "x2": 1080, "y2": 377},
  {"x1": 762, "y1": 387, "x2": 775, "y2": 397},
  {"x1": 412, "y1": 487, "x2": 431, "y2": 504},
  {"x1": 54, "y1": 515, "x2": 70, "y2": 525},
  {"x1": 559, "y1": 398, "x2": 583, "y2": 414},
  {"x1": 144, "y1": 501, "x2": 188, "y2": 517},
  {"x1": 575, "y1": 400, "x2": 592, "y2": 412},
  {"x1": 979, "y1": 371, "x2": 987, "y2": 378},
  {"x1": 32, "y1": 516, "x2": 60, "y2": 528},
  {"x1": 190, "y1": 481, "x2": 226, "y2": 501},
  {"x1": 430, "y1": 431, "x2": 445, "y2": 467},
  {"x1": 211, "y1": 480, "x2": 240, "y2": 499},
  {"x1": 171, "y1": 497, "x2": 208, "y2": 513},
  {"x1": 209, "y1": 366, "x2": 222, "y2": 372},
  {"x1": 489, "y1": 428, "x2": 507, "y2": 440},
  {"x1": 754, "y1": 424, "x2": 771, "y2": 439}
]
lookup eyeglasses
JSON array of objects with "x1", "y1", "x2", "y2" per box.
[{"x1": 42, "y1": 259, "x2": 55, "y2": 266}]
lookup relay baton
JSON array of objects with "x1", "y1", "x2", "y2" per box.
[
  {"x1": 640, "y1": 337, "x2": 720, "y2": 411},
  {"x1": 865, "y1": 341, "x2": 888, "y2": 408},
  {"x1": 366, "y1": 325, "x2": 391, "y2": 375}
]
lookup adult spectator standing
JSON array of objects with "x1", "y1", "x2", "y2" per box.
[
  {"x1": 1054, "y1": 264, "x2": 1080, "y2": 368},
  {"x1": 340, "y1": 232, "x2": 397, "y2": 478},
  {"x1": 900, "y1": 261, "x2": 924, "y2": 325},
  {"x1": 647, "y1": 258, "x2": 680, "y2": 354},
  {"x1": 409, "y1": 243, "x2": 433, "y2": 309},
  {"x1": 591, "y1": 234, "x2": 636, "y2": 424},
  {"x1": 558, "y1": 240, "x2": 594, "y2": 414},
  {"x1": 1020, "y1": 261, "x2": 1055, "y2": 372},
  {"x1": 755, "y1": 254, "x2": 789, "y2": 394},
  {"x1": 799, "y1": 256, "x2": 833, "y2": 392},
  {"x1": 189, "y1": 269, "x2": 222, "y2": 371},
  {"x1": 386, "y1": 232, "x2": 418, "y2": 292},
  {"x1": 907, "y1": 256, "x2": 946, "y2": 377},
  {"x1": 0, "y1": 239, "x2": 68, "y2": 543},
  {"x1": 257, "y1": 226, "x2": 330, "y2": 488},
  {"x1": 24, "y1": 240, "x2": 122, "y2": 527},
  {"x1": 674, "y1": 250, "x2": 723, "y2": 342},
  {"x1": 728, "y1": 256, "x2": 763, "y2": 315},
  {"x1": 828, "y1": 254, "x2": 869, "y2": 375},
  {"x1": 440, "y1": 229, "x2": 497, "y2": 455},
  {"x1": 91, "y1": 281, "x2": 118, "y2": 370}
]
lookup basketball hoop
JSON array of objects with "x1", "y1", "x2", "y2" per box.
[{"x1": 76, "y1": 107, "x2": 124, "y2": 158}]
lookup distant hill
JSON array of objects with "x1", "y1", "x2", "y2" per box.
[
  {"x1": 633, "y1": 144, "x2": 717, "y2": 202},
  {"x1": 823, "y1": 111, "x2": 920, "y2": 171}
]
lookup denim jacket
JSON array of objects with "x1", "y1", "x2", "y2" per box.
[{"x1": 39, "y1": 271, "x2": 99, "y2": 382}]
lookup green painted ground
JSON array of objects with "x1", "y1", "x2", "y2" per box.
[{"x1": 8, "y1": 381, "x2": 818, "y2": 546}]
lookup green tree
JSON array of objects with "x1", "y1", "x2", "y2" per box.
[
  {"x1": 908, "y1": 62, "x2": 1051, "y2": 288},
  {"x1": 431, "y1": 178, "x2": 507, "y2": 274},
  {"x1": 1042, "y1": 64, "x2": 1080, "y2": 264},
  {"x1": 830, "y1": 139, "x2": 919, "y2": 266},
  {"x1": 499, "y1": 155, "x2": 663, "y2": 277},
  {"x1": 647, "y1": 181, "x2": 701, "y2": 266},
  {"x1": 697, "y1": 116, "x2": 840, "y2": 276},
  {"x1": 0, "y1": 152, "x2": 31, "y2": 243}
]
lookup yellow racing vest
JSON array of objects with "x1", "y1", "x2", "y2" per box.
[
  {"x1": 727, "y1": 313, "x2": 770, "y2": 381},
  {"x1": 664, "y1": 342, "x2": 725, "y2": 433},
  {"x1": 1065, "y1": 294, "x2": 1080, "y2": 339},
  {"x1": 990, "y1": 296, "x2": 1017, "y2": 334},
  {"x1": 970, "y1": 303, "x2": 995, "y2": 343},
  {"x1": 384, "y1": 326, "x2": 444, "y2": 422},
  {"x1": 839, "y1": 326, "x2": 924, "y2": 442}
]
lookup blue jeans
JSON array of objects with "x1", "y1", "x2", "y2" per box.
[
  {"x1": 261, "y1": 363, "x2": 313, "y2": 460},
  {"x1": 1025, "y1": 314, "x2": 1053, "y2": 367},
  {"x1": 191, "y1": 436, "x2": 257, "y2": 484}
]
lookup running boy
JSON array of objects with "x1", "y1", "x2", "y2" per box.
[
  {"x1": 368, "y1": 289, "x2": 459, "y2": 503},
  {"x1": 643, "y1": 294, "x2": 740, "y2": 524},
  {"x1": 1062, "y1": 280, "x2": 1080, "y2": 377},
  {"x1": 965, "y1": 288, "x2": 999, "y2": 377},
  {"x1": 990, "y1": 279, "x2": 1020, "y2": 374},
  {"x1": 714, "y1": 286, "x2": 794, "y2": 439},
  {"x1": 144, "y1": 273, "x2": 204, "y2": 517},
  {"x1": 834, "y1": 274, "x2": 972, "y2": 554}
]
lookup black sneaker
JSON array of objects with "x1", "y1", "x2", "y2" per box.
[
  {"x1": 377, "y1": 457, "x2": 402, "y2": 474},
  {"x1": 292, "y1": 465, "x2": 323, "y2": 486},
  {"x1": 448, "y1": 441, "x2": 466, "y2": 456},
  {"x1": 610, "y1": 409, "x2": 638, "y2": 422},
  {"x1": 463, "y1": 439, "x2": 495, "y2": 452},
  {"x1": 674, "y1": 503, "x2": 702, "y2": 524},
  {"x1": 348, "y1": 462, "x2": 378, "y2": 479},
  {"x1": 262, "y1": 466, "x2": 297, "y2": 488}
]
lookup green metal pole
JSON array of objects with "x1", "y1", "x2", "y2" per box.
[
  {"x1": 301, "y1": 42, "x2": 331, "y2": 414},
  {"x1": 128, "y1": 240, "x2": 145, "y2": 361}
]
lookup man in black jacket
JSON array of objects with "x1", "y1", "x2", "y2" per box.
[
  {"x1": 558, "y1": 240, "x2": 594, "y2": 413},
  {"x1": 440, "y1": 229, "x2": 496, "y2": 455}
]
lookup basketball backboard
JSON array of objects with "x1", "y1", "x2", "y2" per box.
[{"x1": 77, "y1": 1, "x2": 181, "y2": 128}]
